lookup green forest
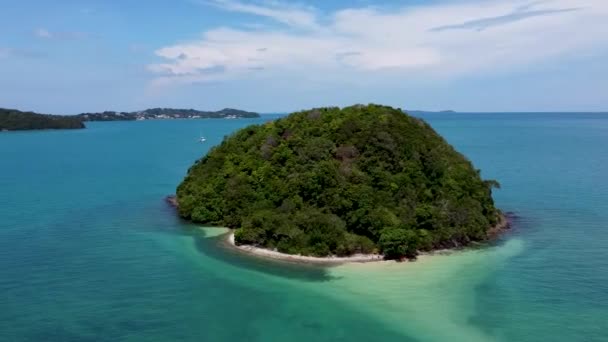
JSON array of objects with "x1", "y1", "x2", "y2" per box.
[
  {"x1": 0, "y1": 108, "x2": 84, "y2": 131},
  {"x1": 177, "y1": 104, "x2": 501, "y2": 259}
]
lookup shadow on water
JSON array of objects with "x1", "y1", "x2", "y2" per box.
[
  {"x1": 158, "y1": 204, "x2": 531, "y2": 284},
  {"x1": 53, "y1": 196, "x2": 338, "y2": 284},
  {"x1": 484, "y1": 211, "x2": 536, "y2": 249},
  {"x1": 468, "y1": 213, "x2": 536, "y2": 338},
  {"x1": 189, "y1": 226, "x2": 337, "y2": 282},
  {"x1": 154, "y1": 199, "x2": 338, "y2": 282}
]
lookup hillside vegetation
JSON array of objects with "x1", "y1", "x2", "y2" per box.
[
  {"x1": 177, "y1": 105, "x2": 500, "y2": 259},
  {"x1": 0, "y1": 108, "x2": 84, "y2": 131}
]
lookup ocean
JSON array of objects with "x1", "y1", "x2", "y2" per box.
[{"x1": 1, "y1": 112, "x2": 607, "y2": 341}]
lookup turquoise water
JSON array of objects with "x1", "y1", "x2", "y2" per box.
[{"x1": 1, "y1": 113, "x2": 607, "y2": 341}]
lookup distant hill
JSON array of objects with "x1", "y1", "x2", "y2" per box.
[
  {"x1": 0, "y1": 108, "x2": 85, "y2": 131},
  {"x1": 78, "y1": 108, "x2": 260, "y2": 121},
  {"x1": 407, "y1": 109, "x2": 456, "y2": 114}
]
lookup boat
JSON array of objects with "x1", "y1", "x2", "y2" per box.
[{"x1": 199, "y1": 136, "x2": 207, "y2": 142}]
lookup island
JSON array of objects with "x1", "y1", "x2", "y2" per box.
[
  {"x1": 407, "y1": 109, "x2": 456, "y2": 115},
  {"x1": 0, "y1": 108, "x2": 85, "y2": 131},
  {"x1": 176, "y1": 104, "x2": 504, "y2": 260},
  {"x1": 78, "y1": 108, "x2": 260, "y2": 121}
]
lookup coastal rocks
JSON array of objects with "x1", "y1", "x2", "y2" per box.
[
  {"x1": 165, "y1": 195, "x2": 178, "y2": 208},
  {"x1": 486, "y1": 213, "x2": 512, "y2": 239},
  {"x1": 504, "y1": 211, "x2": 519, "y2": 223}
]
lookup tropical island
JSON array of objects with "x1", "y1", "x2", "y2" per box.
[
  {"x1": 0, "y1": 108, "x2": 85, "y2": 131},
  {"x1": 176, "y1": 104, "x2": 504, "y2": 260},
  {"x1": 78, "y1": 108, "x2": 260, "y2": 121}
]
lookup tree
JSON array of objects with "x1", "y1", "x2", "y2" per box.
[{"x1": 379, "y1": 229, "x2": 418, "y2": 259}]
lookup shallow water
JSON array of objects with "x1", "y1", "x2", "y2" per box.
[{"x1": 1, "y1": 113, "x2": 607, "y2": 341}]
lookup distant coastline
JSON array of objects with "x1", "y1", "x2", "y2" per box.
[
  {"x1": 78, "y1": 108, "x2": 260, "y2": 121},
  {"x1": 1, "y1": 107, "x2": 260, "y2": 131},
  {"x1": 222, "y1": 214, "x2": 512, "y2": 265}
]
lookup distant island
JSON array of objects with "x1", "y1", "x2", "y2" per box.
[
  {"x1": 0, "y1": 108, "x2": 85, "y2": 131},
  {"x1": 175, "y1": 104, "x2": 504, "y2": 260},
  {"x1": 78, "y1": 108, "x2": 260, "y2": 121},
  {"x1": 407, "y1": 109, "x2": 456, "y2": 114},
  {"x1": 1, "y1": 107, "x2": 260, "y2": 131}
]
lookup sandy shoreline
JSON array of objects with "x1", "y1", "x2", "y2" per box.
[
  {"x1": 223, "y1": 213, "x2": 511, "y2": 265},
  {"x1": 226, "y1": 233, "x2": 384, "y2": 264}
]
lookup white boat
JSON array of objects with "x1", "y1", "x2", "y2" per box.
[{"x1": 199, "y1": 136, "x2": 207, "y2": 142}]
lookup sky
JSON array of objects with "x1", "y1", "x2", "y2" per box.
[{"x1": 0, "y1": 0, "x2": 607, "y2": 114}]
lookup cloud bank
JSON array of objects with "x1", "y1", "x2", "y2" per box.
[{"x1": 149, "y1": 0, "x2": 608, "y2": 87}]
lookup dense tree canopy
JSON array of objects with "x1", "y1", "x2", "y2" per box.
[
  {"x1": 177, "y1": 105, "x2": 501, "y2": 258},
  {"x1": 0, "y1": 108, "x2": 84, "y2": 131}
]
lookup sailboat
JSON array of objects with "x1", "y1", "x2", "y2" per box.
[{"x1": 199, "y1": 136, "x2": 207, "y2": 143}]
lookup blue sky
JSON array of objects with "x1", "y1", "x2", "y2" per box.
[{"x1": 1, "y1": 0, "x2": 606, "y2": 114}]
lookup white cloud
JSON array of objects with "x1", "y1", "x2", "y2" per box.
[
  {"x1": 149, "y1": 0, "x2": 608, "y2": 87},
  {"x1": 33, "y1": 28, "x2": 90, "y2": 40},
  {"x1": 208, "y1": 0, "x2": 320, "y2": 30},
  {"x1": 35, "y1": 28, "x2": 53, "y2": 39},
  {"x1": 0, "y1": 47, "x2": 45, "y2": 59},
  {"x1": 0, "y1": 48, "x2": 11, "y2": 58}
]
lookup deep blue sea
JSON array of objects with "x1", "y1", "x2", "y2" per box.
[{"x1": 1, "y1": 113, "x2": 607, "y2": 341}]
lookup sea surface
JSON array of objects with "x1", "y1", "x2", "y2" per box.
[{"x1": 1, "y1": 113, "x2": 607, "y2": 341}]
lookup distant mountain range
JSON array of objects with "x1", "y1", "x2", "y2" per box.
[
  {"x1": 78, "y1": 108, "x2": 260, "y2": 121},
  {"x1": 0, "y1": 107, "x2": 260, "y2": 131}
]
